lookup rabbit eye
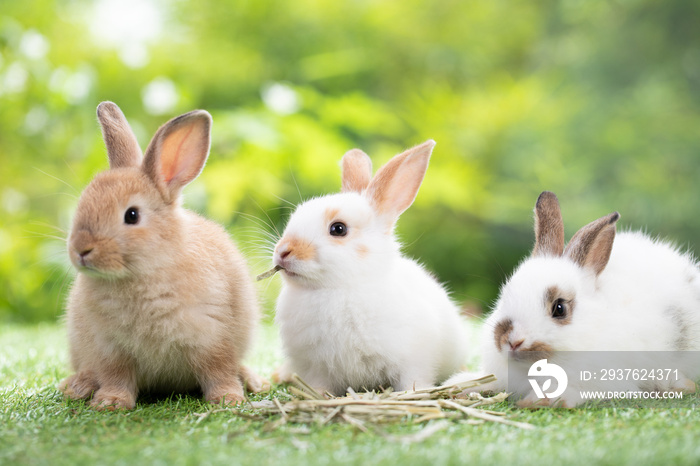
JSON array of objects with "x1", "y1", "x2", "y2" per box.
[
  {"x1": 124, "y1": 207, "x2": 139, "y2": 225},
  {"x1": 329, "y1": 222, "x2": 347, "y2": 237},
  {"x1": 551, "y1": 299, "x2": 567, "y2": 319}
]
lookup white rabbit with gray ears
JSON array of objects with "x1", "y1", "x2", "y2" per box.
[
  {"x1": 271, "y1": 140, "x2": 468, "y2": 396},
  {"x1": 446, "y1": 191, "x2": 700, "y2": 407}
]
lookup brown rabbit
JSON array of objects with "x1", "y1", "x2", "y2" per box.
[{"x1": 59, "y1": 102, "x2": 264, "y2": 410}]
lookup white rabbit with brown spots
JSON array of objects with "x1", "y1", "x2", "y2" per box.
[
  {"x1": 446, "y1": 191, "x2": 700, "y2": 406},
  {"x1": 272, "y1": 141, "x2": 468, "y2": 395},
  {"x1": 59, "y1": 102, "x2": 265, "y2": 410}
]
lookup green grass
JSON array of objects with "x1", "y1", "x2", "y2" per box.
[{"x1": 2, "y1": 323, "x2": 700, "y2": 466}]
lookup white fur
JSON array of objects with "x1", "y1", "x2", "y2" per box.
[
  {"x1": 274, "y1": 191, "x2": 468, "y2": 395},
  {"x1": 447, "y1": 229, "x2": 700, "y2": 405}
]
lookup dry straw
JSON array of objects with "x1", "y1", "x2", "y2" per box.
[{"x1": 199, "y1": 374, "x2": 534, "y2": 432}]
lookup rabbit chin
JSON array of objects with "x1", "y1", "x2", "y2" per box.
[{"x1": 76, "y1": 264, "x2": 130, "y2": 280}]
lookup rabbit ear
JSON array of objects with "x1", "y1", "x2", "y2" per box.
[
  {"x1": 96, "y1": 102, "x2": 142, "y2": 169},
  {"x1": 533, "y1": 191, "x2": 565, "y2": 257},
  {"x1": 142, "y1": 110, "x2": 212, "y2": 203},
  {"x1": 565, "y1": 211, "x2": 620, "y2": 275},
  {"x1": 366, "y1": 140, "x2": 434, "y2": 222},
  {"x1": 341, "y1": 149, "x2": 372, "y2": 193}
]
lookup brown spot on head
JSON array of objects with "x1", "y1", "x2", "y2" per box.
[
  {"x1": 278, "y1": 236, "x2": 316, "y2": 261},
  {"x1": 324, "y1": 208, "x2": 340, "y2": 226},
  {"x1": 494, "y1": 318, "x2": 513, "y2": 352},
  {"x1": 544, "y1": 285, "x2": 575, "y2": 325}
]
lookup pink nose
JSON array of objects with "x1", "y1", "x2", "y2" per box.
[
  {"x1": 509, "y1": 339, "x2": 524, "y2": 351},
  {"x1": 280, "y1": 250, "x2": 291, "y2": 260}
]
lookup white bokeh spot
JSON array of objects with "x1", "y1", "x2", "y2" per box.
[
  {"x1": 261, "y1": 82, "x2": 301, "y2": 115},
  {"x1": 142, "y1": 77, "x2": 179, "y2": 115}
]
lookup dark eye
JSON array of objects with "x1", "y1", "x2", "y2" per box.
[
  {"x1": 551, "y1": 299, "x2": 567, "y2": 319},
  {"x1": 329, "y1": 222, "x2": 347, "y2": 237},
  {"x1": 124, "y1": 207, "x2": 139, "y2": 225}
]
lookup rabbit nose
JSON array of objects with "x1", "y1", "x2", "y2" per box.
[
  {"x1": 509, "y1": 339, "x2": 525, "y2": 351},
  {"x1": 280, "y1": 250, "x2": 291, "y2": 260},
  {"x1": 78, "y1": 248, "x2": 93, "y2": 266}
]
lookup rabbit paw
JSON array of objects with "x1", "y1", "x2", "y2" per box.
[
  {"x1": 90, "y1": 390, "x2": 136, "y2": 410},
  {"x1": 239, "y1": 366, "x2": 271, "y2": 393},
  {"x1": 59, "y1": 372, "x2": 99, "y2": 400},
  {"x1": 270, "y1": 363, "x2": 294, "y2": 384},
  {"x1": 670, "y1": 375, "x2": 697, "y2": 394},
  {"x1": 516, "y1": 393, "x2": 574, "y2": 409},
  {"x1": 205, "y1": 382, "x2": 245, "y2": 405}
]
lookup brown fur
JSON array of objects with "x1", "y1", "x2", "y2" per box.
[
  {"x1": 565, "y1": 212, "x2": 620, "y2": 275},
  {"x1": 533, "y1": 191, "x2": 565, "y2": 257},
  {"x1": 494, "y1": 318, "x2": 514, "y2": 351},
  {"x1": 324, "y1": 208, "x2": 340, "y2": 225},
  {"x1": 366, "y1": 140, "x2": 435, "y2": 220},
  {"x1": 545, "y1": 286, "x2": 575, "y2": 325},
  {"x1": 189, "y1": 341, "x2": 245, "y2": 404},
  {"x1": 89, "y1": 352, "x2": 138, "y2": 410},
  {"x1": 60, "y1": 102, "x2": 263, "y2": 410},
  {"x1": 97, "y1": 102, "x2": 143, "y2": 169},
  {"x1": 278, "y1": 236, "x2": 317, "y2": 260},
  {"x1": 59, "y1": 371, "x2": 98, "y2": 400},
  {"x1": 341, "y1": 149, "x2": 372, "y2": 193}
]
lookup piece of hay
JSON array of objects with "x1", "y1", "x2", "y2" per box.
[{"x1": 239, "y1": 374, "x2": 534, "y2": 430}]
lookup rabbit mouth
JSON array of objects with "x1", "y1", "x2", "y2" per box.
[
  {"x1": 509, "y1": 343, "x2": 554, "y2": 362},
  {"x1": 282, "y1": 268, "x2": 301, "y2": 278},
  {"x1": 273, "y1": 260, "x2": 302, "y2": 278},
  {"x1": 77, "y1": 265, "x2": 116, "y2": 278},
  {"x1": 72, "y1": 253, "x2": 129, "y2": 279}
]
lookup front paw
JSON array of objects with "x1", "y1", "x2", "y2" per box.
[
  {"x1": 670, "y1": 375, "x2": 697, "y2": 394},
  {"x1": 270, "y1": 363, "x2": 293, "y2": 385},
  {"x1": 516, "y1": 393, "x2": 574, "y2": 409},
  {"x1": 59, "y1": 372, "x2": 99, "y2": 400},
  {"x1": 90, "y1": 390, "x2": 136, "y2": 410},
  {"x1": 239, "y1": 366, "x2": 271, "y2": 393},
  {"x1": 205, "y1": 382, "x2": 245, "y2": 405}
]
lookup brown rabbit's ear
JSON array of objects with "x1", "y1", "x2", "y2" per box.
[
  {"x1": 142, "y1": 110, "x2": 212, "y2": 203},
  {"x1": 365, "y1": 140, "x2": 434, "y2": 222},
  {"x1": 565, "y1": 211, "x2": 620, "y2": 275},
  {"x1": 532, "y1": 191, "x2": 565, "y2": 257},
  {"x1": 96, "y1": 102, "x2": 142, "y2": 169},
  {"x1": 341, "y1": 149, "x2": 372, "y2": 193}
]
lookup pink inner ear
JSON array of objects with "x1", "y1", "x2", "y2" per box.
[
  {"x1": 159, "y1": 125, "x2": 198, "y2": 184},
  {"x1": 367, "y1": 143, "x2": 432, "y2": 220}
]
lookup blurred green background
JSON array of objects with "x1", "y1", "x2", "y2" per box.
[{"x1": 2, "y1": 0, "x2": 699, "y2": 323}]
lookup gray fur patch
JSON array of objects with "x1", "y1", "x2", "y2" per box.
[{"x1": 666, "y1": 306, "x2": 690, "y2": 351}]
